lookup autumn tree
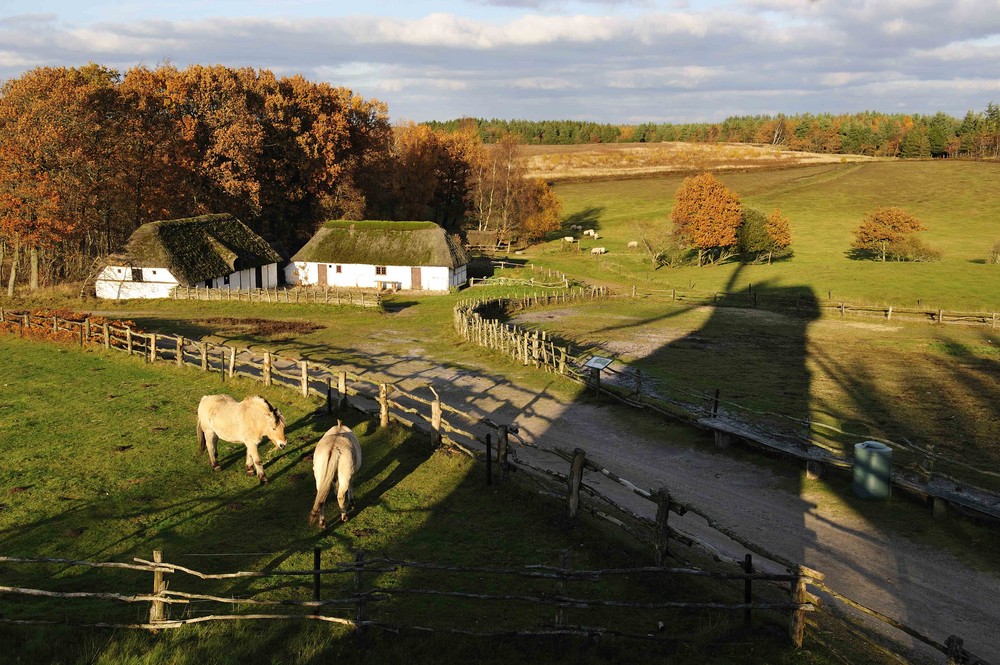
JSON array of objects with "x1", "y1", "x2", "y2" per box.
[
  {"x1": 387, "y1": 121, "x2": 475, "y2": 231},
  {"x1": 466, "y1": 133, "x2": 560, "y2": 246},
  {"x1": 851, "y1": 207, "x2": 928, "y2": 262},
  {"x1": 671, "y1": 172, "x2": 742, "y2": 266},
  {"x1": 519, "y1": 179, "x2": 562, "y2": 242}
]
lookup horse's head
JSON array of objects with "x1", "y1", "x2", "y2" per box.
[{"x1": 259, "y1": 397, "x2": 287, "y2": 449}]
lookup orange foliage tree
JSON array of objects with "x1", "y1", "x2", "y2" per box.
[
  {"x1": 671, "y1": 172, "x2": 742, "y2": 266},
  {"x1": 851, "y1": 207, "x2": 927, "y2": 261}
]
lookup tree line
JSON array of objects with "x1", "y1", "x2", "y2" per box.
[
  {"x1": 427, "y1": 105, "x2": 1000, "y2": 159},
  {"x1": 0, "y1": 65, "x2": 560, "y2": 293}
]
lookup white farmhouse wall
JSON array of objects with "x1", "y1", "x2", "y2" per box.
[
  {"x1": 96, "y1": 263, "x2": 279, "y2": 299},
  {"x1": 95, "y1": 266, "x2": 179, "y2": 299},
  {"x1": 286, "y1": 261, "x2": 460, "y2": 292}
]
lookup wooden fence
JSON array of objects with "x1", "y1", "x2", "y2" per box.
[
  {"x1": 453, "y1": 289, "x2": 611, "y2": 376},
  {"x1": 0, "y1": 308, "x2": 991, "y2": 663},
  {"x1": 170, "y1": 285, "x2": 383, "y2": 308},
  {"x1": 0, "y1": 550, "x2": 814, "y2": 642},
  {"x1": 627, "y1": 284, "x2": 1000, "y2": 330}
]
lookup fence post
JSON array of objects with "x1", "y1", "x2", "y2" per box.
[
  {"x1": 486, "y1": 434, "x2": 493, "y2": 486},
  {"x1": 743, "y1": 553, "x2": 754, "y2": 628},
  {"x1": 558, "y1": 347, "x2": 566, "y2": 374},
  {"x1": 263, "y1": 352, "x2": 272, "y2": 386},
  {"x1": 937, "y1": 309, "x2": 944, "y2": 324},
  {"x1": 149, "y1": 333, "x2": 157, "y2": 362},
  {"x1": 654, "y1": 488, "x2": 670, "y2": 565},
  {"x1": 104, "y1": 322, "x2": 110, "y2": 350},
  {"x1": 149, "y1": 549, "x2": 167, "y2": 624},
  {"x1": 497, "y1": 425, "x2": 510, "y2": 481},
  {"x1": 430, "y1": 386, "x2": 442, "y2": 448},
  {"x1": 52, "y1": 316, "x2": 58, "y2": 333},
  {"x1": 228, "y1": 346, "x2": 236, "y2": 378},
  {"x1": 175, "y1": 337, "x2": 183, "y2": 367},
  {"x1": 300, "y1": 360, "x2": 309, "y2": 397},
  {"x1": 126, "y1": 327, "x2": 133, "y2": 355},
  {"x1": 78, "y1": 321, "x2": 84, "y2": 347},
  {"x1": 83, "y1": 319, "x2": 90, "y2": 345},
  {"x1": 313, "y1": 547, "x2": 322, "y2": 602},
  {"x1": 567, "y1": 448, "x2": 586, "y2": 518},
  {"x1": 379, "y1": 383, "x2": 389, "y2": 428},
  {"x1": 338, "y1": 371, "x2": 348, "y2": 409},
  {"x1": 200, "y1": 342, "x2": 208, "y2": 371},
  {"x1": 354, "y1": 551, "x2": 367, "y2": 641},
  {"x1": 789, "y1": 566, "x2": 807, "y2": 648},
  {"x1": 946, "y1": 635, "x2": 964, "y2": 665}
]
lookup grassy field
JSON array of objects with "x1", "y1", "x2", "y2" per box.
[
  {"x1": 540, "y1": 160, "x2": 1000, "y2": 311},
  {"x1": 2, "y1": 335, "x2": 871, "y2": 664}
]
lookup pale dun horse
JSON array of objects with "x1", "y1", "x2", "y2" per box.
[
  {"x1": 196, "y1": 395, "x2": 286, "y2": 484},
  {"x1": 309, "y1": 421, "x2": 362, "y2": 528}
]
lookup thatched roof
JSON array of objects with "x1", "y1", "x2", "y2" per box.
[
  {"x1": 110, "y1": 214, "x2": 281, "y2": 286},
  {"x1": 291, "y1": 221, "x2": 470, "y2": 268}
]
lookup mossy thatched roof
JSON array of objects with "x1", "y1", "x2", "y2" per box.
[
  {"x1": 112, "y1": 214, "x2": 281, "y2": 286},
  {"x1": 291, "y1": 221, "x2": 470, "y2": 268}
]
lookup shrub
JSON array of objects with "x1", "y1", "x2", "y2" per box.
[
  {"x1": 988, "y1": 241, "x2": 1000, "y2": 264},
  {"x1": 887, "y1": 236, "x2": 942, "y2": 262}
]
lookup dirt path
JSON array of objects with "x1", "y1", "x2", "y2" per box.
[{"x1": 293, "y1": 345, "x2": 1000, "y2": 663}]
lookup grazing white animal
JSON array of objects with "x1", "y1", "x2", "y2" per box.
[
  {"x1": 310, "y1": 421, "x2": 363, "y2": 527},
  {"x1": 627, "y1": 241, "x2": 639, "y2": 249},
  {"x1": 563, "y1": 236, "x2": 576, "y2": 243},
  {"x1": 591, "y1": 247, "x2": 607, "y2": 255},
  {"x1": 196, "y1": 395, "x2": 286, "y2": 484},
  {"x1": 582, "y1": 229, "x2": 595, "y2": 237}
]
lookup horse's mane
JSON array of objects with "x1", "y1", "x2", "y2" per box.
[{"x1": 253, "y1": 395, "x2": 284, "y2": 427}]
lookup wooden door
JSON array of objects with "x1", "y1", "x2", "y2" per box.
[
  {"x1": 317, "y1": 263, "x2": 328, "y2": 286},
  {"x1": 255, "y1": 265, "x2": 264, "y2": 288},
  {"x1": 411, "y1": 266, "x2": 421, "y2": 290}
]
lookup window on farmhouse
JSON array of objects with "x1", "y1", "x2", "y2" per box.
[
  {"x1": 223, "y1": 275, "x2": 230, "y2": 285},
  {"x1": 336, "y1": 265, "x2": 342, "y2": 274},
  {"x1": 131, "y1": 268, "x2": 143, "y2": 282},
  {"x1": 375, "y1": 266, "x2": 387, "y2": 276}
]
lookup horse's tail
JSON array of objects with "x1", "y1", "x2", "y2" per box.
[{"x1": 311, "y1": 444, "x2": 342, "y2": 520}]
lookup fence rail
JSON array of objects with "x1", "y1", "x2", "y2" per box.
[
  {"x1": 0, "y1": 307, "x2": 990, "y2": 663},
  {"x1": 0, "y1": 551, "x2": 815, "y2": 643}
]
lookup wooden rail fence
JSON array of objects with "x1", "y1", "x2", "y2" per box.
[
  {"x1": 0, "y1": 307, "x2": 991, "y2": 662},
  {"x1": 0, "y1": 551, "x2": 815, "y2": 643}
]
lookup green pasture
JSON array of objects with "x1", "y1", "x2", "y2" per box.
[
  {"x1": 1, "y1": 336, "x2": 862, "y2": 664},
  {"x1": 544, "y1": 161, "x2": 1000, "y2": 311}
]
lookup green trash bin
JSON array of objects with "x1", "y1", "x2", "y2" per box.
[{"x1": 853, "y1": 441, "x2": 892, "y2": 499}]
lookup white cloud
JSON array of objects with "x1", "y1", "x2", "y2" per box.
[{"x1": 0, "y1": 2, "x2": 996, "y2": 123}]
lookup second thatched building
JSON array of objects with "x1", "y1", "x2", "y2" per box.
[{"x1": 285, "y1": 221, "x2": 468, "y2": 292}]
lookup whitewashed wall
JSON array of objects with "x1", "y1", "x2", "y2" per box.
[
  {"x1": 203, "y1": 263, "x2": 279, "y2": 290},
  {"x1": 286, "y1": 261, "x2": 460, "y2": 292},
  {"x1": 95, "y1": 266, "x2": 179, "y2": 299},
  {"x1": 96, "y1": 263, "x2": 279, "y2": 299}
]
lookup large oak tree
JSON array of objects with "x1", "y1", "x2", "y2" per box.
[{"x1": 671, "y1": 172, "x2": 742, "y2": 266}]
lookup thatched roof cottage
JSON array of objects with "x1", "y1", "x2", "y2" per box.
[
  {"x1": 95, "y1": 214, "x2": 282, "y2": 299},
  {"x1": 286, "y1": 221, "x2": 469, "y2": 292}
]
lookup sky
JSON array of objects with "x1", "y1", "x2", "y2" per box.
[{"x1": 1, "y1": 0, "x2": 999, "y2": 124}]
